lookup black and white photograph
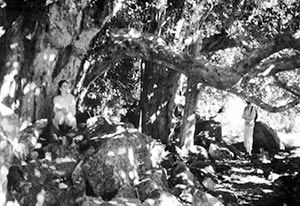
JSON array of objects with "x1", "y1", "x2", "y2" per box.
[{"x1": 1, "y1": 0, "x2": 300, "y2": 205}]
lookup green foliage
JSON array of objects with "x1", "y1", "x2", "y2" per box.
[
  {"x1": 214, "y1": 0, "x2": 300, "y2": 42},
  {"x1": 85, "y1": 0, "x2": 300, "y2": 124},
  {"x1": 196, "y1": 85, "x2": 228, "y2": 120},
  {"x1": 111, "y1": 1, "x2": 145, "y2": 29},
  {"x1": 210, "y1": 47, "x2": 245, "y2": 66},
  {"x1": 83, "y1": 59, "x2": 140, "y2": 120}
]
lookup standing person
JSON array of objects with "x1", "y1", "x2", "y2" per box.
[
  {"x1": 52, "y1": 80, "x2": 77, "y2": 132},
  {"x1": 242, "y1": 100, "x2": 257, "y2": 156}
]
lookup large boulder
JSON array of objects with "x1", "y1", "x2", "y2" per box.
[
  {"x1": 142, "y1": 191, "x2": 182, "y2": 206},
  {"x1": 17, "y1": 118, "x2": 48, "y2": 160},
  {"x1": 167, "y1": 161, "x2": 195, "y2": 197},
  {"x1": 82, "y1": 126, "x2": 154, "y2": 199},
  {"x1": 6, "y1": 147, "x2": 83, "y2": 206},
  {"x1": 192, "y1": 189, "x2": 224, "y2": 206},
  {"x1": 253, "y1": 122, "x2": 282, "y2": 154},
  {"x1": 136, "y1": 178, "x2": 162, "y2": 202},
  {"x1": 208, "y1": 143, "x2": 234, "y2": 160},
  {"x1": 0, "y1": 103, "x2": 20, "y2": 205},
  {"x1": 271, "y1": 173, "x2": 300, "y2": 206}
]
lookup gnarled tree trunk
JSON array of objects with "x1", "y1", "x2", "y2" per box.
[
  {"x1": 0, "y1": 1, "x2": 104, "y2": 204},
  {"x1": 180, "y1": 77, "x2": 200, "y2": 152},
  {"x1": 140, "y1": 60, "x2": 179, "y2": 144},
  {"x1": 0, "y1": 0, "x2": 101, "y2": 120}
]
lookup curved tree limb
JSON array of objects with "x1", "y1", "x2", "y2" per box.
[
  {"x1": 242, "y1": 53, "x2": 300, "y2": 79},
  {"x1": 273, "y1": 75, "x2": 300, "y2": 97},
  {"x1": 105, "y1": 29, "x2": 300, "y2": 90},
  {"x1": 230, "y1": 87, "x2": 300, "y2": 112}
]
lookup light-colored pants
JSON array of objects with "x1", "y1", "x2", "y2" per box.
[{"x1": 244, "y1": 122, "x2": 254, "y2": 155}]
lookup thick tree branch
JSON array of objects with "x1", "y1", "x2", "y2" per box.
[
  {"x1": 90, "y1": 29, "x2": 300, "y2": 91},
  {"x1": 239, "y1": 36, "x2": 300, "y2": 87},
  {"x1": 230, "y1": 88, "x2": 300, "y2": 112},
  {"x1": 109, "y1": 29, "x2": 188, "y2": 75},
  {"x1": 267, "y1": 55, "x2": 300, "y2": 76},
  {"x1": 244, "y1": 54, "x2": 300, "y2": 79},
  {"x1": 273, "y1": 75, "x2": 300, "y2": 97},
  {"x1": 186, "y1": 33, "x2": 300, "y2": 89}
]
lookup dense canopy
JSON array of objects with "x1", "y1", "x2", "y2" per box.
[{"x1": 76, "y1": 0, "x2": 300, "y2": 112}]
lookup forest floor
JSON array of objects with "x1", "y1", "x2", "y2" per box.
[
  {"x1": 214, "y1": 150, "x2": 299, "y2": 206},
  {"x1": 218, "y1": 157, "x2": 274, "y2": 205}
]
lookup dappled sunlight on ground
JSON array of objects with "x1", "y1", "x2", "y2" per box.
[
  {"x1": 230, "y1": 166, "x2": 256, "y2": 174},
  {"x1": 230, "y1": 173, "x2": 271, "y2": 185},
  {"x1": 218, "y1": 157, "x2": 277, "y2": 206}
]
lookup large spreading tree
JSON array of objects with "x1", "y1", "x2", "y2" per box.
[{"x1": 1, "y1": 0, "x2": 300, "y2": 152}]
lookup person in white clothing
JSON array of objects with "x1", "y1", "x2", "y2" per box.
[
  {"x1": 242, "y1": 100, "x2": 257, "y2": 155},
  {"x1": 52, "y1": 80, "x2": 77, "y2": 131}
]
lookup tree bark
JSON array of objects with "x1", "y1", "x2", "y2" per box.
[
  {"x1": 140, "y1": 60, "x2": 179, "y2": 144},
  {"x1": 180, "y1": 77, "x2": 200, "y2": 152},
  {"x1": 0, "y1": 1, "x2": 101, "y2": 204},
  {"x1": 0, "y1": 1, "x2": 101, "y2": 119}
]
